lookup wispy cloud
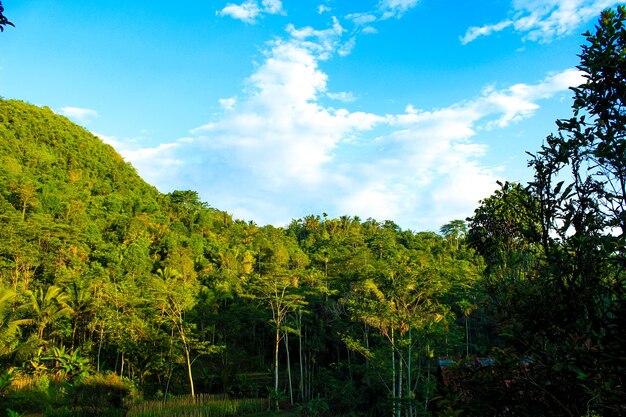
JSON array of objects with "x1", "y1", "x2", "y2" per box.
[
  {"x1": 318, "y1": 5, "x2": 331, "y2": 14},
  {"x1": 345, "y1": 0, "x2": 421, "y2": 29},
  {"x1": 284, "y1": 16, "x2": 345, "y2": 60},
  {"x1": 218, "y1": 0, "x2": 285, "y2": 24},
  {"x1": 378, "y1": 0, "x2": 420, "y2": 20},
  {"x1": 335, "y1": 1, "x2": 421, "y2": 56},
  {"x1": 219, "y1": 97, "x2": 237, "y2": 110},
  {"x1": 60, "y1": 107, "x2": 99, "y2": 123},
  {"x1": 327, "y1": 91, "x2": 356, "y2": 103},
  {"x1": 461, "y1": 20, "x2": 513, "y2": 45},
  {"x1": 345, "y1": 13, "x2": 378, "y2": 26},
  {"x1": 461, "y1": 0, "x2": 620, "y2": 44}
]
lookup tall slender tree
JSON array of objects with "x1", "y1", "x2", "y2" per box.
[{"x1": 152, "y1": 267, "x2": 200, "y2": 398}]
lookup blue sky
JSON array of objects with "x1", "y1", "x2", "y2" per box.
[{"x1": 1, "y1": 0, "x2": 623, "y2": 231}]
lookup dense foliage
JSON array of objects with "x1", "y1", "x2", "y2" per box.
[
  {"x1": 0, "y1": 99, "x2": 484, "y2": 416},
  {"x1": 464, "y1": 6, "x2": 626, "y2": 417}
]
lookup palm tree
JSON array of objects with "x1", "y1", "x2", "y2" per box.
[
  {"x1": 65, "y1": 280, "x2": 94, "y2": 349},
  {"x1": 27, "y1": 285, "x2": 73, "y2": 342},
  {"x1": 458, "y1": 299, "x2": 476, "y2": 357},
  {"x1": 440, "y1": 220, "x2": 467, "y2": 251},
  {"x1": 0, "y1": 288, "x2": 30, "y2": 357}
]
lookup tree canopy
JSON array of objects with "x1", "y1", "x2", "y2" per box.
[{"x1": 465, "y1": 6, "x2": 626, "y2": 416}]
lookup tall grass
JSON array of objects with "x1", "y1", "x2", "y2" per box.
[{"x1": 128, "y1": 394, "x2": 267, "y2": 417}]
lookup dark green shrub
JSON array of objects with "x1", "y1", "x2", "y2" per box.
[
  {"x1": 71, "y1": 372, "x2": 136, "y2": 412},
  {"x1": 0, "y1": 374, "x2": 66, "y2": 416}
]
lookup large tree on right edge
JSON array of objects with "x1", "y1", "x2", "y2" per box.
[
  {"x1": 464, "y1": 7, "x2": 625, "y2": 417},
  {"x1": 525, "y1": 6, "x2": 625, "y2": 416}
]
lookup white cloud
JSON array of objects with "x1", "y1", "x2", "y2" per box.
[
  {"x1": 219, "y1": 97, "x2": 237, "y2": 110},
  {"x1": 187, "y1": 39, "x2": 579, "y2": 228},
  {"x1": 60, "y1": 107, "x2": 99, "y2": 123},
  {"x1": 218, "y1": 0, "x2": 284, "y2": 24},
  {"x1": 362, "y1": 26, "x2": 379, "y2": 34},
  {"x1": 343, "y1": 0, "x2": 420, "y2": 35},
  {"x1": 460, "y1": 20, "x2": 513, "y2": 44},
  {"x1": 104, "y1": 19, "x2": 583, "y2": 230},
  {"x1": 327, "y1": 91, "x2": 356, "y2": 103},
  {"x1": 218, "y1": 1, "x2": 260, "y2": 24},
  {"x1": 286, "y1": 17, "x2": 344, "y2": 42},
  {"x1": 338, "y1": 68, "x2": 583, "y2": 227},
  {"x1": 338, "y1": 36, "x2": 356, "y2": 56},
  {"x1": 308, "y1": 1, "x2": 420, "y2": 58},
  {"x1": 345, "y1": 13, "x2": 378, "y2": 26},
  {"x1": 194, "y1": 35, "x2": 382, "y2": 186},
  {"x1": 261, "y1": 0, "x2": 283, "y2": 14},
  {"x1": 284, "y1": 17, "x2": 348, "y2": 60},
  {"x1": 378, "y1": 0, "x2": 420, "y2": 19},
  {"x1": 462, "y1": 0, "x2": 620, "y2": 43},
  {"x1": 338, "y1": 181, "x2": 405, "y2": 222},
  {"x1": 95, "y1": 132, "x2": 188, "y2": 191},
  {"x1": 318, "y1": 5, "x2": 332, "y2": 14},
  {"x1": 480, "y1": 68, "x2": 584, "y2": 127}
]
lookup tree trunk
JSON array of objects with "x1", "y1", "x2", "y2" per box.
[
  {"x1": 97, "y1": 324, "x2": 103, "y2": 372},
  {"x1": 71, "y1": 319, "x2": 77, "y2": 351},
  {"x1": 274, "y1": 325, "x2": 280, "y2": 411},
  {"x1": 298, "y1": 312, "x2": 304, "y2": 401},
  {"x1": 184, "y1": 342, "x2": 195, "y2": 398},
  {"x1": 178, "y1": 321, "x2": 195, "y2": 398},
  {"x1": 424, "y1": 360, "x2": 431, "y2": 413},
  {"x1": 465, "y1": 317, "x2": 470, "y2": 357},
  {"x1": 397, "y1": 346, "x2": 403, "y2": 417},
  {"x1": 407, "y1": 328, "x2": 413, "y2": 417},
  {"x1": 391, "y1": 328, "x2": 396, "y2": 417},
  {"x1": 285, "y1": 330, "x2": 294, "y2": 406}
]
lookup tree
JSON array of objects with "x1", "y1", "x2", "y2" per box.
[
  {"x1": 524, "y1": 7, "x2": 626, "y2": 414},
  {"x1": 0, "y1": 1, "x2": 14, "y2": 32},
  {"x1": 440, "y1": 220, "x2": 467, "y2": 245},
  {"x1": 65, "y1": 280, "x2": 94, "y2": 350},
  {"x1": 467, "y1": 181, "x2": 542, "y2": 279},
  {"x1": 250, "y1": 230, "x2": 307, "y2": 411},
  {"x1": 167, "y1": 190, "x2": 207, "y2": 229},
  {"x1": 26, "y1": 285, "x2": 73, "y2": 343},
  {"x1": 528, "y1": 5, "x2": 625, "y2": 279},
  {"x1": 343, "y1": 242, "x2": 452, "y2": 417},
  {"x1": 152, "y1": 267, "x2": 200, "y2": 398},
  {"x1": 0, "y1": 287, "x2": 29, "y2": 357},
  {"x1": 462, "y1": 8, "x2": 626, "y2": 416}
]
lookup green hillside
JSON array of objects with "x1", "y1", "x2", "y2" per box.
[
  {"x1": 0, "y1": 99, "x2": 159, "y2": 215},
  {"x1": 0, "y1": 98, "x2": 485, "y2": 416},
  {"x1": 0, "y1": 99, "x2": 169, "y2": 288}
]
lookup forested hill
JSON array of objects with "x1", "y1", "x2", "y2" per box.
[
  {"x1": 0, "y1": 96, "x2": 252, "y2": 291},
  {"x1": 0, "y1": 97, "x2": 485, "y2": 415},
  {"x1": 0, "y1": 98, "x2": 160, "y2": 222}
]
